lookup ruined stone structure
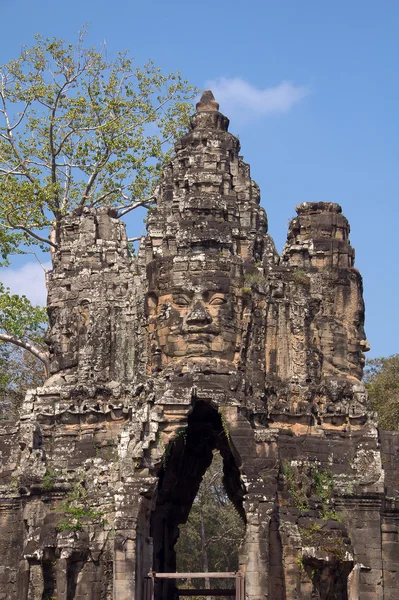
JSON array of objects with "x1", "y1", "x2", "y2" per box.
[{"x1": 0, "y1": 91, "x2": 398, "y2": 599}]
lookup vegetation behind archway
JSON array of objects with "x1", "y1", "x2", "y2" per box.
[{"x1": 175, "y1": 451, "x2": 245, "y2": 592}]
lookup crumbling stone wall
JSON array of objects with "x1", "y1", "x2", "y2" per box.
[{"x1": 0, "y1": 91, "x2": 397, "y2": 600}]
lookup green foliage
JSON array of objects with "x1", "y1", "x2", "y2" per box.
[
  {"x1": 240, "y1": 287, "x2": 252, "y2": 296},
  {"x1": 57, "y1": 504, "x2": 105, "y2": 532},
  {"x1": 0, "y1": 282, "x2": 47, "y2": 416},
  {"x1": 0, "y1": 28, "x2": 198, "y2": 258},
  {"x1": 300, "y1": 523, "x2": 322, "y2": 542},
  {"x1": 291, "y1": 269, "x2": 310, "y2": 286},
  {"x1": 175, "y1": 452, "x2": 245, "y2": 591},
  {"x1": 0, "y1": 282, "x2": 47, "y2": 343},
  {"x1": 296, "y1": 552, "x2": 305, "y2": 571},
  {"x1": 0, "y1": 228, "x2": 27, "y2": 267},
  {"x1": 42, "y1": 468, "x2": 58, "y2": 491},
  {"x1": 244, "y1": 271, "x2": 265, "y2": 288},
  {"x1": 56, "y1": 478, "x2": 105, "y2": 532},
  {"x1": 364, "y1": 354, "x2": 399, "y2": 431},
  {"x1": 321, "y1": 509, "x2": 342, "y2": 522},
  {"x1": 312, "y1": 466, "x2": 333, "y2": 517},
  {"x1": 310, "y1": 465, "x2": 341, "y2": 520},
  {"x1": 282, "y1": 461, "x2": 309, "y2": 513},
  {"x1": 219, "y1": 410, "x2": 230, "y2": 441},
  {"x1": 282, "y1": 461, "x2": 341, "y2": 520}
]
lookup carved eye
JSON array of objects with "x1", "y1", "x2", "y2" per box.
[
  {"x1": 208, "y1": 294, "x2": 226, "y2": 306},
  {"x1": 173, "y1": 294, "x2": 191, "y2": 307}
]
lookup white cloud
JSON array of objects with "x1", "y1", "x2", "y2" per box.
[
  {"x1": 0, "y1": 260, "x2": 51, "y2": 306},
  {"x1": 204, "y1": 77, "x2": 310, "y2": 120}
]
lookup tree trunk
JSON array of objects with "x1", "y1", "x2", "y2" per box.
[{"x1": 199, "y1": 507, "x2": 210, "y2": 590}]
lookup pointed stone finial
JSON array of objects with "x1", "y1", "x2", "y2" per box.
[
  {"x1": 190, "y1": 89, "x2": 229, "y2": 132},
  {"x1": 196, "y1": 90, "x2": 220, "y2": 113}
]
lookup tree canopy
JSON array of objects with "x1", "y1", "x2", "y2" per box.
[
  {"x1": 0, "y1": 29, "x2": 197, "y2": 255},
  {"x1": 365, "y1": 354, "x2": 399, "y2": 431}
]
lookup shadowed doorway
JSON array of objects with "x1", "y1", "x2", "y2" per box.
[{"x1": 150, "y1": 402, "x2": 246, "y2": 600}]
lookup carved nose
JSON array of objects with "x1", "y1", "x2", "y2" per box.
[
  {"x1": 360, "y1": 339, "x2": 371, "y2": 353},
  {"x1": 186, "y1": 300, "x2": 212, "y2": 325}
]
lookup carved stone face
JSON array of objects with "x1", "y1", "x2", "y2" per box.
[
  {"x1": 46, "y1": 301, "x2": 90, "y2": 370},
  {"x1": 345, "y1": 298, "x2": 370, "y2": 378},
  {"x1": 147, "y1": 276, "x2": 238, "y2": 367},
  {"x1": 331, "y1": 277, "x2": 370, "y2": 379}
]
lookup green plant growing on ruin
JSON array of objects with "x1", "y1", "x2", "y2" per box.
[
  {"x1": 42, "y1": 467, "x2": 58, "y2": 491},
  {"x1": 67, "y1": 478, "x2": 88, "y2": 502},
  {"x1": 244, "y1": 271, "x2": 265, "y2": 288},
  {"x1": 300, "y1": 522, "x2": 322, "y2": 542},
  {"x1": 291, "y1": 269, "x2": 310, "y2": 287},
  {"x1": 57, "y1": 503, "x2": 105, "y2": 532},
  {"x1": 281, "y1": 461, "x2": 309, "y2": 513},
  {"x1": 312, "y1": 467, "x2": 333, "y2": 501},
  {"x1": 310, "y1": 466, "x2": 341, "y2": 521},
  {"x1": 320, "y1": 537, "x2": 347, "y2": 563},
  {"x1": 296, "y1": 552, "x2": 305, "y2": 571},
  {"x1": 321, "y1": 509, "x2": 342, "y2": 522},
  {"x1": 240, "y1": 287, "x2": 252, "y2": 296},
  {"x1": 55, "y1": 472, "x2": 107, "y2": 532},
  {"x1": 219, "y1": 410, "x2": 231, "y2": 442},
  {"x1": 174, "y1": 427, "x2": 188, "y2": 444}
]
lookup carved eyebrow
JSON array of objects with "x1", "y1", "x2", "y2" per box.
[{"x1": 171, "y1": 288, "x2": 194, "y2": 297}]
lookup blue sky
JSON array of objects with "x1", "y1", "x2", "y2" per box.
[{"x1": 0, "y1": 0, "x2": 398, "y2": 358}]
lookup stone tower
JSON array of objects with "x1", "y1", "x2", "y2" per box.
[{"x1": 0, "y1": 91, "x2": 398, "y2": 600}]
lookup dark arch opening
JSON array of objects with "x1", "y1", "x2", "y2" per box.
[{"x1": 150, "y1": 401, "x2": 245, "y2": 600}]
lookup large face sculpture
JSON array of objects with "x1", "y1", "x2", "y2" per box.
[
  {"x1": 321, "y1": 275, "x2": 370, "y2": 380},
  {"x1": 46, "y1": 300, "x2": 90, "y2": 371},
  {"x1": 147, "y1": 273, "x2": 239, "y2": 368},
  {"x1": 342, "y1": 280, "x2": 370, "y2": 378}
]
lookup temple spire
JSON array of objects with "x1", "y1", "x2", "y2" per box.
[
  {"x1": 190, "y1": 89, "x2": 229, "y2": 131},
  {"x1": 196, "y1": 90, "x2": 219, "y2": 112}
]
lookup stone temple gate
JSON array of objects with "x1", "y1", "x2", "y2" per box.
[{"x1": 0, "y1": 91, "x2": 398, "y2": 600}]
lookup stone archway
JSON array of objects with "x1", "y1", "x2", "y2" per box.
[{"x1": 150, "y1": 401, "x2": 246, "y2": 600}]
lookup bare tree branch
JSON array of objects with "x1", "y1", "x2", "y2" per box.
[
  {"x1": 8, "y1": 101, "x2": 30, "y2": 132},
  {"x1": 0, "y1": 332, "x2": 49, "y2": 376},
  {"x1": 81, "y1": 148, "x2": 111, "y2": 205},
  {"x1": 24, "y1": 250, "x2": 51, "y2": 272},
  {"x1": 6, "y1": 221, "x2": 57, "y2": 249},
  {"x1": 0, "y1": 89, "x2": 36, "y2": 184},
  {"x1": 117, "y1": 197, "x2": 155, "y2": 218}
]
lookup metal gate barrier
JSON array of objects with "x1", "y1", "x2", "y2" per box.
[{"x1": 144, "y1": 572, "x2": 245, "y2": 599}]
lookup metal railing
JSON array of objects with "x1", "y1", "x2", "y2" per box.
[{"x1": 144, "y1": 572, "x2": 245, "y2": 599}]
